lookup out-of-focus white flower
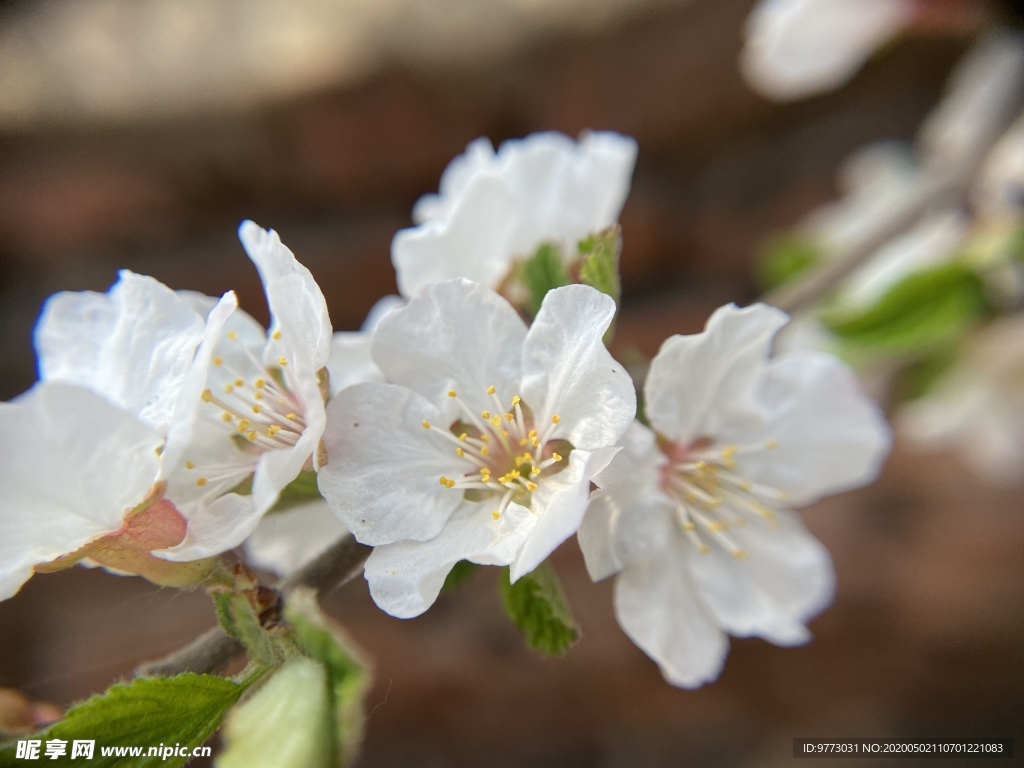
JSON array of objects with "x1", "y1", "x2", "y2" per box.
[
  {"x1": 741, "y1": 0, "x2": 914, "y2": 101},
  {"x1": 0, "y1": 382, "x2": 218, "y2": 601},
  {"x1": 578, "y1": 303, "x2": 891, "y2": 688},
  {"x1": 157, "y1": 221, "x2": 334, "y2": 561},
  {"x1": 391, "y1": 131, "x2": 637, "y2": 299},
  {"x1": 974, "y1": 113, "x2": 1024, "y2": 221},
  {"x1": 900, "y1": 313, "x2": 1024, "y2": 484},
  {"x1": 318, "y1": 279, "x2": 635, "y2": 617},
  {"x1": 324, "y1": 295, "x2": 403, "y2": 396}
]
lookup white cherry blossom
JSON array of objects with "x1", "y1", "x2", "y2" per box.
[
  {"x1": 391, "y1": 131, "x2": 637, "y2": 299},
  {"x1": 317, "y1": 279, "x2": 635, "y2": 617},
  {"x1": 741, "y1": 0, "x2": 914, "y2": 101},
  {"x1": 578, "y1": 303, "x2": 891, "y2": 688}
]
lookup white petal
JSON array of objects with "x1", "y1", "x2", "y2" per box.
[
  {"x1": 243, "y1": 501, "x2": 349, "y2": 577},
  {"x1": 34, "y1": 271, "x2": 206, "y2": 434},
  {"x1": 371, "y1": 279, "x2": 527, "y2": 423},
  {"x1": 412, "y1": 137, "x2": 497, "y2": 225},
  {"x1": 318, "y1": 383, "x2": 464, "y2": 546},
  {"x1": 509, "y1": 447, "x2": 617, "y2": 582},
  {"x1": 733, "y1": 350, "x2": 892, "y2": 505},
  {"x1": 687, "y1": 509, "x2": 835, "y2": 646},
  {"x1": 644, "y1": 303, "x2": 788, "y2": 445},
  {"x1": 520, "y1": 285, "x2": 636, "y2": 450},
  {"x1": 613, "y1": 531, "x2": 729, "y2": 689},
  {"x1": 325, "y1": 296, "x2": 403, "y2": 396},
  {"x1": 741, "y1": 0, "x2": 913, "y2": 101},
  {"x1": 156, "y1": 493, "x2": 261, "y2": 562},
  {"x1": 365, "y1": 500, "x2": 535, "y2": 618},
  {"x1": 0, "y1": 383, "x2": 162, "y2": 599}
]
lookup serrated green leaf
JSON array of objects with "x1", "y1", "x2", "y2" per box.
[
  {"x1": 578, "y1": 227, "x2": 622, "y2": 305},
  {"x1": 442, "y1": 560, "x2": 478, "y2": 592},
  {"x1": 822, "y1": 262, "x2": 990, "y2": 355},
  {"x1": 217, "y1": 657, "x2": 334, "y2": 768},
  {"x1": 285, "y1": 589, "x2": 371, "y2": 767},
  {"x1": 755, "y1": 233, "x2": 822, "y2": 290},
  {"x1": 0, "y1": 675, "x2": 246, "y2": 768},
  {"x1": 500, "y1": 562, "x2": 580, "y2": 657},
  {"x1": 521, "y1": 242, "x2": 570, "y2": 318}
]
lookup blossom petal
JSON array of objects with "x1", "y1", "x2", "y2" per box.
[
  {"x1": 325, "y1": 295, "x2": 403, "y2": 397},
  {"x1": 510, "y1": 446, "x2": 618, "y2": 582},
  {"x1": 243, "y1": 501, "x2": 349, "y2": 577},
  {"x1": 371, "y1": 279, "x2": 527, "y2": 423},
  {"x1": 613, "y1": 531, "x2": 729, "y2": 689},
  {"x1": 156, "y1": 493, "x2": 260, "y2": 562},
  {"x1": 686, "y1": 509, "x2": 835, "y2": 645},
  {"x1": 0, "y1": 383, "x2": 162, "y2": 599},
  {"x1": 318, "y1": 383, "x2": 464, "y2": 546},
  {"x1": 644, "y1": 303, "x2": 788, "y2": 445},
  {"x1": 520, "y1": 285, "x2": 636, "y2": 450},
  {"x1": 732, "y1": 350, "x2": 892, "y2": 505},
  {"x1": 34, "y1": 271, "x2": 206, "y2": 434},
  {"x1": 364, "y1": 500, "x2": 536, "y2": 618}
]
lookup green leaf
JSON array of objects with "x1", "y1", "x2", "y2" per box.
[
  {"x1": 442, "y1": 560, "x2": 478, "y2": 592},
  {"x1": 500, "y1": 562, "x2": 580, "y2": 657},
  {"x1": 822, "y1": 262, "x2": 990, "y2": 355},
  {"x1": 521, "y1": 241, "x2": 571, "y2": 318},
  {"x1": 0, "y1": 675, "x2": 246, "y2": 768},
  {"x1": 578, "y1": 226, "x2": 622, "y2": 305},
  {"x1": 217, "y1": 657, "x2": 334, "y2": 768},
  {"x1": 755, "y1": 233, "x2": 822, "y2": 290},
  {"x1": 285, "y1": 589, "x2": 371, "y2": 767}
]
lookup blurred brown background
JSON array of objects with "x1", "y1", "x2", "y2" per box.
[{"x1": 1, "y1": 0, "x2": 1022, "y2": 766}]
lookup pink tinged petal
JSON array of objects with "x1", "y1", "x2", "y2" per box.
[
  {"x1": 733, "y1": 350, "x2": 892, "y2": 505},
  {"x1": 365, "y1": 500, "x2": 536, "y2": 618},
  {"x1": 644, "y1": 303, "x2": 788, "y2": 445},
  {"x1": 613, "y1": 530, "x2": 729, "y2": 689},
  {"x1": 318, "y1": 383, "x2": 464, "y2": 546},
  {"x1": 156, "y1": 493, "x2": 261, "y2": 562},
  {"x1": 509, "y1": 447, "x2": 618, "y2": 583},
  {"x1": 0, "y1": 383, "x2": 162, "y2": 599},
  {"x1": 686, "y1": 509, "x2": 835, "y2": 646},
  {"x1": 244, "y1": 501, "x2": 349, "y2": 578},
  {"x1": 370, "y1": 279, "x2": 527, "y2": 423},
  {"x1": 520, "y1": 285, "x2": 636, "y2": 450},
  {"x1": 34, "y1": 270, "x2": 207, "y2": 434}
]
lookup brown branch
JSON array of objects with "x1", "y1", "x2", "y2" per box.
[{"x1": 135, "y1": 535, "x2": 371, "y2": 678}]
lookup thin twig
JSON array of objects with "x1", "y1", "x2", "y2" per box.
[{"x1": 134, "y1": 535, "x2": 370, "y2": 678}]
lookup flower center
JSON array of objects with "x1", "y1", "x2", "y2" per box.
[
  {"x1": 659, "y1": 437, "x2": 787, "y2": 558},
  {"x1": 421, "y1": 385, "x2": 568, "y2": 520},
  {"x1": 186, "y1": 330, "x2": 306, "y2": 488}
]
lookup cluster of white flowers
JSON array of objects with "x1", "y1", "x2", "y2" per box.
[{"x1": 0, "y1": 130, "x2": 892, "y2": 688}]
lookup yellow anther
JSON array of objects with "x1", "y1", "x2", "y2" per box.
[
  {"x1": 237, "y1": 419, "x2": 251, "y2": 431},
  {"x1": 267, "y1": 425, "x2": 281, "y2": 436},
  {"x1": 698, "y1": 544, "x2": 711, "y2": 554},
  {"x1": 255, "y1": 378, "x2": 266, "y2": 389},
  {"x1": 201, "y1": 389, "x2": 212, "y2": 402},
  {"x1": 480, "y1": 469, "x2": 491, "y2": 480},
  {"x1": 252, "y1": 404, "x2": 263, "y2": 414},
  {"x1": 481, "y1": 410, "x2": 491, "y2": 420},
  {"x1": 491, "y1": 511, "x2": 500, "y2": 520},
  {"x1": 552, "y1": 453, "x2": 562, "y2": 462},
  {"x1": 510, "y1": 470, "x2": 520, "y2": 480},
  {"x1": 185, "y1": 460, "x2": 196, "y2": 469},
  {"x1": 212, "y1": 356, "x2": 223, "y2": 366},
  {"x1": 481, "y1": 447, "x2": 490, "y2": 457},
  {"x1": 277, "y1": 357, "x2": 288, "y2": 367},
  {"x1": 551, "y1": 415, "x2": 560, "y2": 424},
  {"x1": 682, "y1": 522, "x2": 696, "y2": 532},
  {"x1": 196, "y1": 477, "x2": 208, "y2": 487},
  {"x1": 421, "y1": 420, "x2": 431, "y2": 429},
  {"x1": 480, "y1": 434, "x2": 489, "y2": 443},
  {"x1": 696, "y1": 460, "x2": 709, "y2": 472},
  {"x1": 438, "y1": 476, "x2": 456, "y2": 489},
  {"x1": 486, "y1": 385, "x2": 496, "y2": 395},
  {"x1": 502, "y1": 429, "x2": 509, "y2": 437},
  {"x1": 285, "y1": 413, "x2": 297, "y2": 420},
  {"x1": 528, "y1": 429, "x2": 537, "y2": 438},
  {"x1": 722, "y1": 445, "x2": 738, "y2": 461},
  {"x1": 458, "y1": 433, "x2": 468, "y2": 442},
  {"x1": 456, "y1": 447, "x2": 465, "y2": 458},
  {"x1": 247, "y1": 431, "x2": 258, "y2": 442},
  {"x1": 448, "y1": 389, "x2": 457, "y2": 398},
  {"x1": 272, "y1": 330, "x2": 282, "y2": 340},
  {"x1": 526, "y1": 481, "x2": 537, "y2": 492},
  {"x1": 515, "y1": 455, "x2": 526, "y2": 467},
  {"x1": 490, "y1": 415, "x2": 502, "y2": 427},
  {"x1": 504, "y1": 413, "x2": 514, "y2": 422},
  {"x1": 708, "y1": 522, "x2": 727, "y2": 533},
  {"x1": 731, "y1": 549, "x2": 749, "y2": 560},
  {"x1": 531, "y1": 466, "x2": 540, "y2": 475},
  {"x1": 221, "y1": 412, "x2": 233, "y2": 423},
  {"x1": 519, "y1": 438, "x2": 528, "y2": 447},
  {"x1": 227, "y1": 331, "x2": 238, "y2": 340},
  {"x1": 531, "y1": 437, "x2": 540, "y2": 447},
  {"x1": 254, "y1": 392, "x2": 264, "y2": 401},
  {"x1": 511, "y1": 395, "x2": 521, "y2": 406},
  {"x1": 234, "y1": 378, "x2": 244, "y2": 387},
  {"x1": 765, "y1": 439, "x2": 778, "y2": 449}
]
